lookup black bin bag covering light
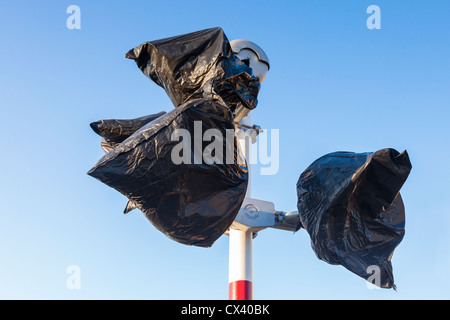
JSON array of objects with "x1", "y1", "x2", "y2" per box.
[
  {"x1": 124, "y1": 27, "x2": 260, "y2": 114},
  {"x1": 297, "y1": 148, "x2": 412, "y2": 288},
  {"x1": 88, "y1": 27, "x2": 260, "y2": 247},
  {"x1": 90, "y1": 112, "x2": 166, "y2": 153},
  {"x1": 89, "y1": 99, "x2": 248, "y2": 247}
]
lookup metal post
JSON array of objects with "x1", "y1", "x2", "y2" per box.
[
  {"x1": 228, "y1": 228, "x2": 253, "y2": 300},
  {"x1": 228, "y1": 113, "x2": 253, "y2": 300}
]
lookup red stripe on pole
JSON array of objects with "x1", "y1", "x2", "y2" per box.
[{"x1": 228, "y1": 280, "x2": 252, "y2": 300}]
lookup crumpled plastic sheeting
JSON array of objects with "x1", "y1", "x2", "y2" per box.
[
  {"x1": 297, "y1": 148, "x2": 412, "y2": 288},
  {"x1": 88, "y1": 99, "x2": 248, "y2": 247},
  {"x1": 89, "y1": 112, "x2": 166, "y2": 213},
  {"x1": 88, "y1": 27, "x2": 259, "y2": 247},
  {"x1": 125, "y1": 27, "x2": 260, "y2": 115},
  {"x1": 90, "y1": 112, "x2": 166, "y2": 153},
  {"x1": 90, "y1": 112, "x2": 166, "y2": 144}
]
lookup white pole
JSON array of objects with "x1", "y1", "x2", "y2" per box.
[
  {"x1": 228, "y1": 113, "x2": 253, "y2": 300},
  {"x1": 228, "y1": 229, "x2": 252, "y2": 300}
]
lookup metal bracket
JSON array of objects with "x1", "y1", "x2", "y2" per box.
[{"x1": 227, "y1": 198, "x2": 300, "y2": 236}]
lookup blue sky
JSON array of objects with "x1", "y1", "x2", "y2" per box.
[{"x1": 0, "y1": 0, "x2": 449, "y2": 299}]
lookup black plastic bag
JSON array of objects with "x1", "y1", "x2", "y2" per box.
[
  {"x1": 90, "y1": 111, "x2": 166, "y2": 214},
  {"x1": 88, "y1": 27, "x2": 261, "y2": 246},
  {"x1": 125, "y1": 27, "x2": 260, "y2": 115},
  {"x1": 90, "y1": 112, "x2": 166, "y2": 144},
  {"x1": 88, "y1": 98, "x2": 248, "y2": 247},
  {"x1": 90, "y1": 112, "x2": 166, "y2": 153},
  {"x1": 297, "y1": 148, "x2": 412, "y2": 288}
]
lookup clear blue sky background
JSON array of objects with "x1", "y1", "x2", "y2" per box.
[{"x1": 1, "y1": 0, "x2": 449, "y2": 299}]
